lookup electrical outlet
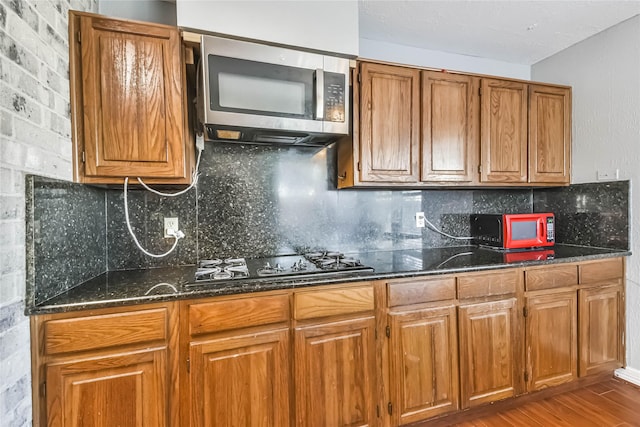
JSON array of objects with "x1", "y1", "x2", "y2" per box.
[
  {"x1": 415, "y1": 212, "x2": 425, "y2": 228},
  {"x1": 597, "y1": 169, "x2": 619, "y2": 181},
  {"x1": 164, "y1": 217, "x2": 179, "y2": 238}
]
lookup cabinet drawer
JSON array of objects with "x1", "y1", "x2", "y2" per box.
[
  {"x1": 579, "y1": 258, "x2": 624, "y2": 284},
  {"x1": 294, "y1": 285, "x2": 374, "y2": 320},
  {"x1": 525, "y1": 264, "x2": 578, "y2": 291},
  {"x1": 458, "y1": 269, "x2": 520, "y2": 299},
  {"x1": 388, "y1": 276, "x2": 456, "y2": 307},
  {"x1": 188, "y1": 294, "x2": 290, "y2": 336},
  {"x1": 44, "y1": 308, "x2": 168, "y2": 355}
]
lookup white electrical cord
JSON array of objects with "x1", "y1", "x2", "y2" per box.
[
  {"x1": 424, "y1": 217, "x2": 474, "y2": 241},
  {"x1": 124, "y1": 177, "x2": 185, "y2": 258},
  {"x1": 137, "y1": 145, "x2": 203, "y2": 197},
  {"x1": 123, "y1": 136, "x2": 204, "y2": 258}
]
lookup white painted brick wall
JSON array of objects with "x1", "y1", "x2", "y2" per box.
[{"x1": 0, "y1": 0, "x2": 98, "y2": 425}]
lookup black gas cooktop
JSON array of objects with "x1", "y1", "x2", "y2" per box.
[{"x1": 189, "y1": 251, "x2": 374, "y2": 286}]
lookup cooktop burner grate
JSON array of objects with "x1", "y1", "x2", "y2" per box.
[{"x1": 190, "y1": 251, "x2": 373, "y2": 285}]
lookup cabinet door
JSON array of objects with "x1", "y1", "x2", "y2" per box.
[
  {"x1": 359, "y1": 62, "x2": 420, "y2": 183},
  {"x1": 458, "y1": 299, "x2": 518, "y2": 408},
  {"x1": 75, "y1": 14, "x2": 187, "y2": 181},
  {"x1": 189, "y1": 329, "x2": 290, "y2": 427},
  {"x1": 526, "y1": 291, "x2": 577, "y2": 391},
  {"x1": 528, "y1": 85, "x2": 571, "y2": 184},
  {"x1": 46, "y1": 348, "x2": 168, "y2": 427},
  {"x1": 422, "y1": 72, "x2": 479, "y2": 183},
  {"x1": 389, "y1": 305, "x2": 458, "y2": 425},
  {"x1": 579, "y1": 284, "x2": 623, "y2": 376},
  {"x1": 294, "y1": 316, "x2": 376, "y2": 427},
  {"x1": 480, "y1": 79, "x2": 528, "y2": 183}
]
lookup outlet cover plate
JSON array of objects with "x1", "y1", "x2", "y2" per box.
[{"x1": 164, "y1": 217, "x2": 179, "y2": 238}]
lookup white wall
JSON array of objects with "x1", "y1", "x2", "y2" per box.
[
  {"x1": 176, "y1": 0, "x2": 358, "y2": 56},
  {"x1": 532, "y1": 16, "x2": 640, "y2": 370},
  {"x1": 359, "y1": 38, "x2": 531, "y2": 80},
  {"x1": 99, "y1": 0, "x2": 177, "y2": 25}
]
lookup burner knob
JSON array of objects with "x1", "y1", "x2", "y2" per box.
[
  {"x1": 264, "y1": 262, "x2": 271, "y2": 269},
  {"x1": 275, "y1": 263, "x2": 282, "y2": 271}
]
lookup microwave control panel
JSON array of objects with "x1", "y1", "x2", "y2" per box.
[
  {"x1": 324, "y1": 72, "x2": 346, "y2": 122},
  {"x1": 546, "y1": 216, "x2": 555, "y2": 242}
]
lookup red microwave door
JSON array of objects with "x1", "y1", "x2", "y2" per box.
[{"x1": 503, "y1": 214, "x2": 552, "y2": 249}]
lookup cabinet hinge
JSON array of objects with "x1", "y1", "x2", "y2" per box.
[
  {"x1": 478, "y1": 165, "x2": 482, "y2": 174},
  {"x1": 76, "y1": 31, "x2": 81, "y2": 44},
  {"x1": 524, "y1": 371, "x2": 529, "y2": 382},
  {"x1": 387, "y1": 402, "x2": 393, "y2": 415},
  {"x1": 523, "y1": 307, "x2": 528, "y2": 317},
  {"x1": 374, "y1": 328, "x2": 378, "y2": 339},
  {"x1": 478, "y1": 87, "x2": 482, "y2": 96},
  {"x1": 376, "y1": 405, "x2": 380, "y2": 418},
  {"x1": 40, "y1": 381, "x2": 46, "y2": 397},
  {"x1": 81, "y1": 151, "x2": 86, "y2": 163},
  {"x1": 357, "y1": 161, "x2": 361, "y2": 171},
  {"x1": 357, "y1": 73, "x2": 361, "y2": 83},
  {"x1": 385, "y1": 325, "x2": 390, "y2": 338},
  {"x1": 186, "y1": 357, "x2": 190, "y2": 373}
]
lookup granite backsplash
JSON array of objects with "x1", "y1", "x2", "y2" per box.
[{"x1": 25, "y1": 142, "x2": 630, "y2": 305}]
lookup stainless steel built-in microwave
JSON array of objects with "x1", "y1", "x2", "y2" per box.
[{"x1": 199, "y1": 35, "x2": 350, "y2": 146}]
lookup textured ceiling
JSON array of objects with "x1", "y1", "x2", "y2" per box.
[{"x1": 359, "y1": 0, "x2": 640, "y2": 64}]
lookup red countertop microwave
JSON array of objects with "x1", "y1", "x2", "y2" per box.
[{"x1": 470, "y1": 213, "x2": 555, "y2": 249}]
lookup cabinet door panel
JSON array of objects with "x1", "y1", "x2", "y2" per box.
[
  {"x1": 189, "y1": 329, "x2": 290, "y2": 427},
  {"x1": 389, "y1": 305, "x2": 458, "y2": 425},
  {"x1": 78, "y1": 15, "x2": 186, "y2": 179},
  {"x1": 480, "y1": 79, "x2": 527, "y2": 183},
  {"x1": 295, "y1": 317, "x2": 376, "y2": 427},
  {"x1": 528, "y1": 85, "x2": 571, "y2": 184},
  {"x1": 46, "y1": 348, "x2": 167, "y2": 427},
  {"x1": 422, "y1": 72, "x2": 479, "y2": 182},
  {"x1": 359, "y1": 62, "x2": 420, "y2": 183},
  {"x1": 526, "y1": 291, "x2": 577, "y2": 391},
  {"x1": 458, "y1": 299, "x2": 518, "y2": 408},
  {"x1": 579, "y1": 285, "x2": 623, "y2": 376}
]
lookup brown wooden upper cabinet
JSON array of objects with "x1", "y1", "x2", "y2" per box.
[
  {"x1": 422, "y1": 71, "x2": 479, "y2": 183},
  {"x1": 528, "y1": 84, "x2": 572, "y2": 183},
  {"x1": 358, "y1": 62, "x2": 421, "y2": 183},
  {"x1": 480, "y1": 79, "x2": 528, "y2": 183},
  {"x1": 69, "y1": 11, "x2": 193, "y2": 184},
  {"x1": 338, "y1": 60, "x2": 571, "y2": 188}
]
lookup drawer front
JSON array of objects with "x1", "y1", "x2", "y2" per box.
[
  {"x1": 388, "y1": 277, "x2": 456, "y2": 307},
  {"x1": 294, "y1": 285, "x2": 374, "y2": 320},
  {"x1": 188, "y1": 294, "x2": 290, "y2": 336},
  {"x1": 525, "y1": 264, "x2": 578, "y2": 291},
  {"x1": 458, "y1": 269, "x2": 520, "y2": 300},
  {"x1": 44, "y1": 308, "x2": 168, "y2": 355},
  {"x1": 579, "y1": 258, "x2": 624, "y2": 284}
]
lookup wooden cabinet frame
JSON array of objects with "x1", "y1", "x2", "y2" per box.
[
  {"x1": 338, "y1": 60, "x2": 571, "y2": 188},
  {"x1": 69, "y1": 11, "x2": 194, "y2": 185},
  {"x1": 32, "y1": 258, "x2": 624, "y2": 427}
]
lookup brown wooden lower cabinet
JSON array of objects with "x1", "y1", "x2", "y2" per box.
[
  {"x1": 579, "y1": 283, "x2": 624, "y2": 376},
  {"x1": 46, "y1": 348, "x2": 168, "y2": 427},
  {"x1": 294, "y1": 316, "x2": 377, "y2": 427},
  {"x1": 31, "y1": 258, "x2": 626, "y2": 427},
  {"x1": 31, "y1": 302, "x2": 177, "y2": 427},
  {"x1": 188, "y1": 328, "x2": 291, "y2": 427},
  {"x1": 525, "y1": 290, "x2": 578, "y2": 391},
  {"x1": 458, "y1": 298, "x2": 519, "y2": 408},
  {"x1": 388, "y1": 305, "x2": 459, "y2": 425}
]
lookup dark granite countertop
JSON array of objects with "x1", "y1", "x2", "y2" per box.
[{"x1": 26, "y1": 244, "x2": 630, "y2": 315}]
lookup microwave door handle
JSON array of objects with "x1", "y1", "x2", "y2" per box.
[
  {"x1": 315, "y1": 69, "x2": 324, "y2": 120},
  {"x1": 538, "y1": 218, "x2": 544, "y2": 240}
]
